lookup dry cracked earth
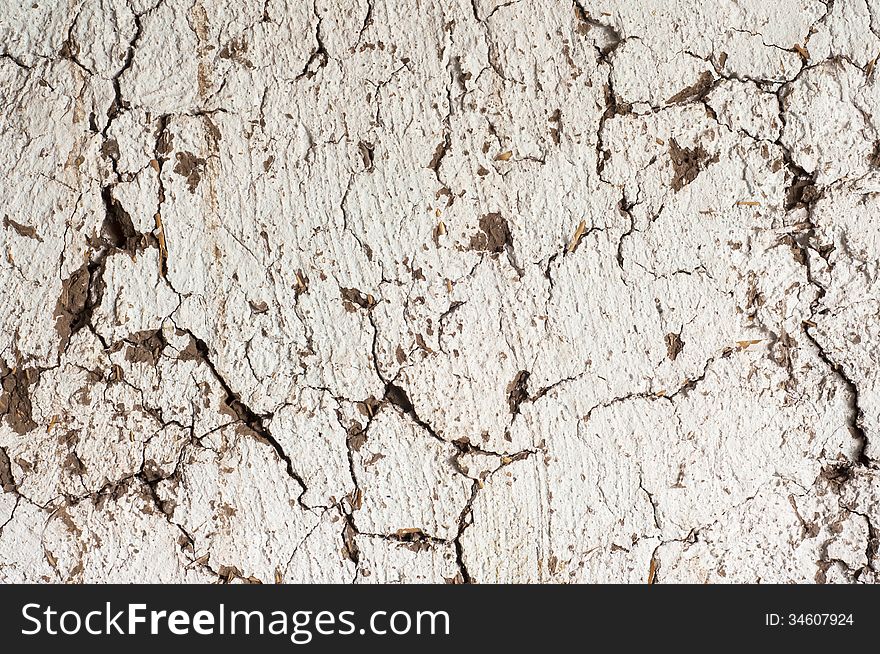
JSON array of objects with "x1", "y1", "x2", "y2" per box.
[{"x1": 1, "y1": 0, "x2": 879, "y2": 585}]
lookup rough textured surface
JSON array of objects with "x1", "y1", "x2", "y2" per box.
[{"x1": 1, "y1": 0, "x2": 878, "y2": 584}]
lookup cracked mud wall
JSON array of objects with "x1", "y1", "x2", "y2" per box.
[{"x1": 1, "y1": 0, "x2": 879, "y2": 584}]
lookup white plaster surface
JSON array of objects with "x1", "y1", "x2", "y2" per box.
[{"x1": 0, "y1": 0, "x2": 878, "y2": 583}]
